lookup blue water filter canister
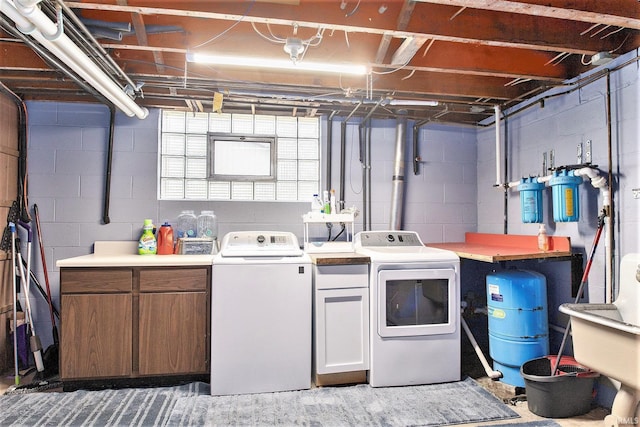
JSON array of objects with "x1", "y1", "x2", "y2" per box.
[
  {"x1": 517, "y1": 177, "x2": 545, "y2": 223},
  {"x1": 487, "y1": 270, "x2": 549, "y2": 387},
  {"x1": 549, "y1": 170, "x2": 582, "y2": 222}
]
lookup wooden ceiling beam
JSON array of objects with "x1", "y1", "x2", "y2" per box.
[
  {"x1": 116, "y1": 0, "x2": 166, "y2": 73},
  {"x1": 412, "y1": 0, "x2": 640, "y2": 30},
  {"x1": 375, "y1": 0, "x2": 417, "y2": 64},
  {"x1": 64, "y1": 2, "x2": 608, "y2": 55}
]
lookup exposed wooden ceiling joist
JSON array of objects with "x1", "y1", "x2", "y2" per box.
[
  {"x1": 1, "y1": 0, "x2": 638, "y2": 125},
  {"x1": 413, "y1": 0, "x2": 640, "y2": 30}
]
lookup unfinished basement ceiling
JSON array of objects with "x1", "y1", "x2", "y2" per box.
[{"x1": 1, "y1": 0, "x2": 640, "y2": 124}]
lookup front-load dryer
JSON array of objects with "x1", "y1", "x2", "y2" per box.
[{"x1": 355, "y1": 230, "x2": 461, "y2": 387}]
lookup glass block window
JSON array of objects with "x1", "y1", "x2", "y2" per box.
[{"x1": 159, "y1": 111, "x2": 320, "y2": 201}]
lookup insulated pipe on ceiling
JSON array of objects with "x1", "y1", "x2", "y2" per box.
[
  {"x1": 79, "y1": 16, "x2": 131, "y2": 33},
  {"x1": 0, "y1": 16, "x2": 102, "y2": 100},
  {"x1": 389, "y1": 110, "x2": 408, "y2": 231},
  {"x1": 55, "y1": 0, "x2": 136, "y2": 87},
  {"x1": 2, "y1": 0, "x2": 148, "y2": 119}
]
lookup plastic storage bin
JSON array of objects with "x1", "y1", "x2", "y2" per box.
[
  {"x1": 197, "y1": 210, "x2": 218, "y2": 240},
  {"x1": 176, "y1": 210, "x2": 197, "y2": 239}
]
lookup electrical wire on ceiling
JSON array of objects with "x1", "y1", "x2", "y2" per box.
[
  {"x1": 250, "y1": 21, "x2": 326, "y2": 64},
  {"x1": 344, "y1": 0, "x2": 361, "y2": 18},
  {"x1": 190, "y1": 0, "x2": 255, "y2": 49},
  {"x1": 580, "y1": 33, "x2": 630, "y2": 65},
  {"x1": 371, "y1": 58, "x2": 411, "y2": 75},
  {"x1": 401, "y1": 70, "x2": 416, "y2": 80}
]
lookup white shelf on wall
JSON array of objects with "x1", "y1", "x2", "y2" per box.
[{"x1": 302, "y1": 212, "x2": 355, "y2": 253}]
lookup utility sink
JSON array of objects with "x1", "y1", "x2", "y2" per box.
[{"x1": 560, "y1": 253, "x2": 640, "y2": 426}]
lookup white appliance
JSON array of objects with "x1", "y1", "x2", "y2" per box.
[
  {"x1": 210, "y1": 231, "x2": 312, "y2": 395},
  {"x1": 355, "y1": 230, "x2": 461, "y2": 387}
]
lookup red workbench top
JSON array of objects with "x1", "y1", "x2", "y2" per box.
[{"x1": 427, "y1": 232, "x2": 571, "y2": 263}]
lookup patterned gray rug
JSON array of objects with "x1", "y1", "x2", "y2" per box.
[{"x1": 0, "y1": 377, "x2": 521, "y2": 426}]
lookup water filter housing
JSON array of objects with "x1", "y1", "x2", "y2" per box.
[
  {"x1": 549, "y1": 170, "x2": 582, "y2": 222},
  {"x1": 518, "y1": 177, "x2": 545, "y2": 223}
]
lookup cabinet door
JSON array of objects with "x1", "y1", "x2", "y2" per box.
[
  {"x1": 315, "y1": 287, "x2": 369, "y2": 374},
  {"x1": 60, "y1": 293, "x2": 132, "y2": 379},
  {"x1": 138, "y1": 292, "x2": 208, "y2": 375}
]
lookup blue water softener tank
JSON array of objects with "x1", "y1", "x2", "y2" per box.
[
  {"x1": 517, "y1": 177, "x2": 545, "y2": 223},
  {"x1": 487, "y1": 269, "x2": 549, "y2": 387},
  {"x1": 549, "y1": 170, "x2": 582, "y2": 222}
]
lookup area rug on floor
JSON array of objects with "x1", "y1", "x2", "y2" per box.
[
  {"x1": 482, "y1": 421, "x2": 561, "y2": 427},
  {"x1": 0, "y1": 382, "x2": 206, "y2": 426},
  {"x1": 168, "y1": 377, "x2": 520, "y2": 426},
  {"x1": 0, "y1": 377, "x2": 520, "y2": 426}
]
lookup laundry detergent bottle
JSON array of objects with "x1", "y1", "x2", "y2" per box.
[
  {"x1": 157, "y1": 222, "x2": 174, "y2": 255},
  {"x1": 138, "y1": 219, "x2": 157, "y2": 255}
]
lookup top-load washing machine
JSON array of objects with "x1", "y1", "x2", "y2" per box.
[
  {"x1": 355, "y1": 230, "x2": 461, "y2": 387},
  {"x1": 210, "y1": 231, "x2": 312, "y2": 395}
]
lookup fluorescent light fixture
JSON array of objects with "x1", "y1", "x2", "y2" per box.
[
  {"x1": 186, "y1": 52, "x2": 369, "y2": 76},
  {"x1": 387, "y1": 99, "x2": 439, "y2": 106}
]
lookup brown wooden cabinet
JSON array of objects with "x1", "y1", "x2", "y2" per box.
[
  {"x1": 138, "y1": 268, "x2": 209, "y2": 375},
  {"x1": 60, "y1": 265, "x2": 210, "y2": 382}
]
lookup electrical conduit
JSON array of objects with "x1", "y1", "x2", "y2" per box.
[{"x1": 2, "y1": 0, "x2": 148, "y2": 119}]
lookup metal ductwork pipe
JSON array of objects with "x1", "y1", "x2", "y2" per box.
[{"x1": 389, "y1": 110, "x2": 408, "y2": 230}]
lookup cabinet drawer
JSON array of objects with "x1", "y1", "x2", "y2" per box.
[
  {"x1": 61, "y1": 268, "x2": 132, "y2": 294},
  {"x1": 314, "y1": 264, "x2": 368, "y2": 290},
  {"x1": 140, "y1": 267, "x2": 209, "y2": 292}
]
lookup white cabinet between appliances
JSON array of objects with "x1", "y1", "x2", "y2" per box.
[{"x1": 313, "y1": 262, "x2": 369, "y2": 379}]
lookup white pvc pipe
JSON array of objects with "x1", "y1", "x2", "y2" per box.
[
  {"x1": 494, "y1": 105, "x2": 502, "y2": 187},
  {"x1": 574, "y1": 167, "x2": 607, "y2": 189},
  {"x1": 2, "y1": 0, "x2": 148, "y2": 119},
  {"x1": 461, "y1": 316, "x2": 502, "y2": 380}
]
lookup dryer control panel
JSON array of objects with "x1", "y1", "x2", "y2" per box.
[{"x1": 355, "y1": 231, "x2": 423, "y2": 247}]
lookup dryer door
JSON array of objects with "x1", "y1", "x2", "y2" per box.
[{"x1": 377, "y1": 268, "x2": 457, "y2": 338}]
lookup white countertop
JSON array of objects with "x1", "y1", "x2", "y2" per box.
[{"x1": 56, "y1": 241, "x2": 215, "y2": 268}]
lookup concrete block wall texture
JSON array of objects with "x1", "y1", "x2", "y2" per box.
[
  {"x1": 476, "y1": 48, "x2": 639, "y2": 307},
  {"x1": 21, "y1": 47, "x2": 638, "y2": 384},
  {"x1": 326, "y1": 119, "x2": 477, "y2": 243},
  {"x1": 24, "y1": 103, "x2": 477, "y2": 351}
]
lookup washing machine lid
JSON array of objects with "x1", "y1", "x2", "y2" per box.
[
  {"x1": 354, "y1": 231, "x2": 458, "y2": 262},
  {"x1": 219, "y1": 231, "x2": 304, "y2": 257}
]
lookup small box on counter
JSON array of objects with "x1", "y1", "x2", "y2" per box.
[{"x1": 175, "y1": 238, "x2": 217, "y2": 255}]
